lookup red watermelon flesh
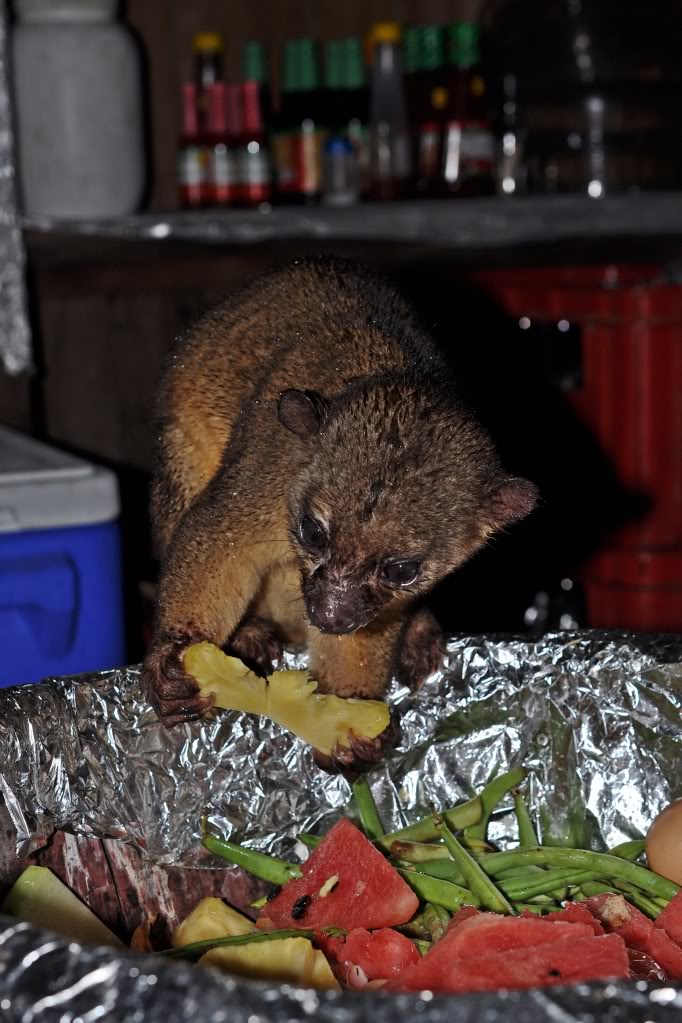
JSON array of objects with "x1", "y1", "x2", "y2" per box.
[
  {"x1": 655, "y1": 890, "x2": 682, "y2": 946},
  {"x1": 522, "y1": 903, "x2": 605, "y2": 936},
  {"x1": 381, "y1": 913, "x2": 595, "y2": 993},
  {"x1": 339, "y1": 928, "x2": 420, "y2": 980},
  {"x1": 446, "y1": 906, "x2": 480, "y2": 932},
  {"x1": 386, "y1": 934, "x2": 629, "y2": 994},
  {"x1": 583, "y1": 893, "x2": 682, "y2": 980},
  {"x1": 259, "y1": 818, "x2": 418, "y2": 931},
  {"x1": 419, "y1": 914, "x2": 594, "y2": 965}
]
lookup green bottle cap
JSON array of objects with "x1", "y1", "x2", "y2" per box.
[
  {"x1": 422, "y1": 25, "x2": 444, "y2": 70},
  {"x1": 449, "y1": 22, "x2": 480, "y2": 68},
  {"x1": 344, "y1": 37, "x2": 366, "y2": 89},
  {"x1": 325, "y1": 39, "x2": 342, "y2": 89},
  {"x1": 404, "y1": 26, "x2": 422, "y2": 74},
  {"x1": 282, "y1": 39, "x2": 299, "y2": 92},
  {"x1": 243, "y1": 40, "x2": 266, "y2": 83},
  {"x1": 298, "y1": 37, "x2": 320, "y2": 92}
]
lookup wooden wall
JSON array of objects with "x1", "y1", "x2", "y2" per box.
[{"x1": 127, "y1": 0, "x2": 483, "y2": 209}]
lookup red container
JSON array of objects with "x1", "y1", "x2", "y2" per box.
[{"x1": 474, "y1": 264, "x2": 682, "y2": 632}]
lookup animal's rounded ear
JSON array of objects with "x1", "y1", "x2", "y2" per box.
[
  {"x1": 488, "y1": 477, "x2": 539, "y2": 529},
  {"x1": 277, "y1": 389, "x2": 328, "y2": 438}
]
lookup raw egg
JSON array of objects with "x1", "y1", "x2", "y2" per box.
[{"x1": 646, "y1": 799, "x2": 682, "y2": 885}]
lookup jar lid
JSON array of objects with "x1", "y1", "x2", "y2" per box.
[{"x1": 14, "y1": 0, "x2": 117, "y2": 21}]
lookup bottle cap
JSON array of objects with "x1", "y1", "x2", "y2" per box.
[
  {"x1": 403, "y1": 27, "x2": 422, "y2": 74},
  {"x1": 368, "y1": 21, "x2": 401, "y2": 45},
  {"x1": 422, "y1": 25, "x2": 445, "y2": 70},
  {"x1": 325, "y1": 39, "x2": 342, "y2": 89},
  {"x1": 193, "y1": 32, "x2": 224, "y2": 54},
  {"x1": 344, "y1": 38, "x2": 367, "y2": 89},
  {"x1": 243, "y1": 40, "x2": 267, "y2": 84},
  {"x1": 298, "y1": 37, "x2": 321, "y2": 92},
  {"x1": 449, "y1": 22, "x2": 480, "y2": 67},
  {"x1": 282, "y1": 40, "x2": 299, "y2": 92}
]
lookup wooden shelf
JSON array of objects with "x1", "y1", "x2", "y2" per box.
[{"x1": 22, "y1": 193, "x2": 682, "y2": 252}]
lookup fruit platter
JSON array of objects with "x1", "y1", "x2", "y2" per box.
[{"x1": 0, "y1": 631, "x2": 680, "y2": 1022}]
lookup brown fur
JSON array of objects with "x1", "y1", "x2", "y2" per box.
[{"x1": 146, "y1": 257, "x2": 537, "y2": 761}]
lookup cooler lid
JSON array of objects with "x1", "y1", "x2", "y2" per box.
[{"x1": 0, "y1": 427, "x2": 120, "y2": 532}]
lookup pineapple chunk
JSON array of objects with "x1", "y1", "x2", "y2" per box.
[
  {"x1": 172, "y1": 897, "x2": 255, "y2": 948},
  {"x1": 1, "y1": 866, "x2": 123, "y2": 949},
  {"x1": 200, "y1": 937, "x2": 340, "y2": 990},
  {"x1": 184, "y1": 642, "x2": 390, "y2": 756}
]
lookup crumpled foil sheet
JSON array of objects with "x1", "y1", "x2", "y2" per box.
[
  {"x1": 1, "y1": 916, "x2": 681, "y2": 1023},
  {"x1": 1, "y1": 631, "x2": 681, "y2": 864},
  {"x1": 0, "y1": 4, "x2": 32, "y2": 375},
  {"x1": 0, "y1": 630, "x2": 681, "y2": 1023}
]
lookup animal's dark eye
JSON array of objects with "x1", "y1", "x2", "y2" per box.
[
  {"x1": 300, "y1": 515, "x2": 327, "y2": 551},
  {"x1": 382, "y1": 560, "x2": 420, "y2": 587}
]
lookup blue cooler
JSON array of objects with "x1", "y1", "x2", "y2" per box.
[{"x1": 0, "y1": 427, "x2": 125, "y2": 686}]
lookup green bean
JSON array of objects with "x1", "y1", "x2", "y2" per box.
[
  {"x1": 249, "y1": 895, "x2": 268, "y2": 909},
  {"x1": 412, "y1": 859, "x2": 466, "y2": 884},
  {"x1": 202, "y1": 835, "x2": 302, "y2": 886},
  {"x1": 389, "y1": 840, "x2": 450, "y2": 863},
  {"x1": 435, "y1": 816, "x2": 515, "y2": 915},
  {"x1": 378, "y1": 796, "x2": 482, "y2": 849},
  {"x1": 413, "y1": 939, "x2": 431, "y2": 956},
  {"x1": 502, "y1": 869, "x2": 601, "y2": 901},
  {"x1": 422, "y1": 903, "x2": 451, "y2": 941},
  {"x1": 512, "y1": 903, "x2": 558, "y2": 916},
  {"x1": 479, "y1": 846, "x2": 679, "y2": 902},
  {"x1": 397, "y1": 868, "x2": 478, "y2": 912},
  {"x1": 163, "y1": 928, "x2": 315, "y2": 961},
  {"x1": 609, "y1": 840, "x2": 646, "y2": 862},
  {"x1": 464, "y1": 767, "x2": 527, "y2": 843},
  {"x1": 297, "y1": 833, "x2": 322, "y2": 850},
  {"x1": 513, "y1": 791, "x2": 538, "y2": 847},
  {"x1": 352, "y1": 777, "x2": 385, "y2": 841}
]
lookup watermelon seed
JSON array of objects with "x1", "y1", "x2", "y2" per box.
[
  {"x1": 548, "y1": 969, "x2": 561, "y2": 977},
  {"x1": 291, "y1": 895, "x2": 312, "y2": 919},
  {"x1": 266, "y1": 885, "x2": 281, "y2": 903},
  {"x1": 319, "y1": 875, "x2": 340, "y2": 898}
]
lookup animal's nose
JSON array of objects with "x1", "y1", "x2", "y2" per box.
[{"x1": 307, "y1": 596, "x2": 357, "y2": 634}]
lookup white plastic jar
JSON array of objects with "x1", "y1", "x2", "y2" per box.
[{"x1": 11, "y1": 0, "x2": 145, "y2": 219}]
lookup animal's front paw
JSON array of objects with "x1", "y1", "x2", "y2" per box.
[
  {"x1": 396, "y1": 608, "x2": 446, "y2": 690},
  {"x1": 144, "y1": 631, "x2": 215, "y2": 726},
  {"x1": 225, "y1": 617, "x2": 283, "y2": 677},
  {"x1": 312, "y1": 714, "x2": 399, "y2": 780}
]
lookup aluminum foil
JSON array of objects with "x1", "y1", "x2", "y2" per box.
[
  {"x1": 1, "y1": 914, "x2": 681, "y2": 1023},
  {"x1": 0, "y1": 2, "x2": 32, "y2": 375},
  {"x1": 0, "y1": 629, "x2": 681, "y2": 1023},
  {"x1": 1, "y1": 631, "x2": 681, "y2": 864}
]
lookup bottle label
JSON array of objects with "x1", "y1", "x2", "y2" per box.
[
  {"x1": 273, "y1": 125, "x2": 325, "y2": 195},
  {"x1": 178, "y1": 145, "x2": 207, "y2": 188},
  {"x1": 209, "y1": 142, "x2": 237, "y2": 197},
  {"x1": 347, "y1": 119, "x2": 369, "y2": 192},
  {"x1": 238, "y1": 143, "x2": 272, "y2": 202},
  {"x1": 443, "y1": 120, "x2": 495, "y2": 183},
  {"x1": 418, "y1": 121, "x2": 441, "y2": 181}
]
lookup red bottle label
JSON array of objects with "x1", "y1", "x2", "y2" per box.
[
  {"x1": 273, "y1": 124, "x2": 325, "y2": 195},
  {"x1": 443, "y1": 120, "x2": 495, "y2": 184},
  {"x1": 208, "y1": 142, "x2": 237, "y2": 204},
  {"x1": 178, "y1": 144, "x2": 207, "y2": 207}
]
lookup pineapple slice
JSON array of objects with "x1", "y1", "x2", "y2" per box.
[
  {"x1": 201, "y1": 939, "x2": 340, "y2": 990},
  {"x1": 175, "y1": 896, "x2": 340, "y2": 990},
  {"x1": 184, "y1": 642, "x2": 390, "y2": 756},
  {"x1": 172, "y1": 897, "x2": 255, "y2": 948},
  {"x1": 1, "y1": 866, "x2": 124, "y2": 948}
]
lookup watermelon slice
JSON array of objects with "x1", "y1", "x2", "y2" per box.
[
  {"x1": 259, "y1": 818, "x2": 418, "y2": 931},
  {"x1": 381, "y1": 912, "x2": 595, "y2": 992},
  {"x1": 584, "y1": 893, "x2": 682, "y2": 980},
  {"x1": 522, "y1": 903, "x2": 605, "y2": 936},
  {"x1": 339, "y1": 928, "x2": 420, "y2": 981},
  {"x1": 655, "y1": 890, "x2": 682, "y2": 947},
  {"x1": 386, "y1": 934, "x2": 629, "y2": 994}
]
